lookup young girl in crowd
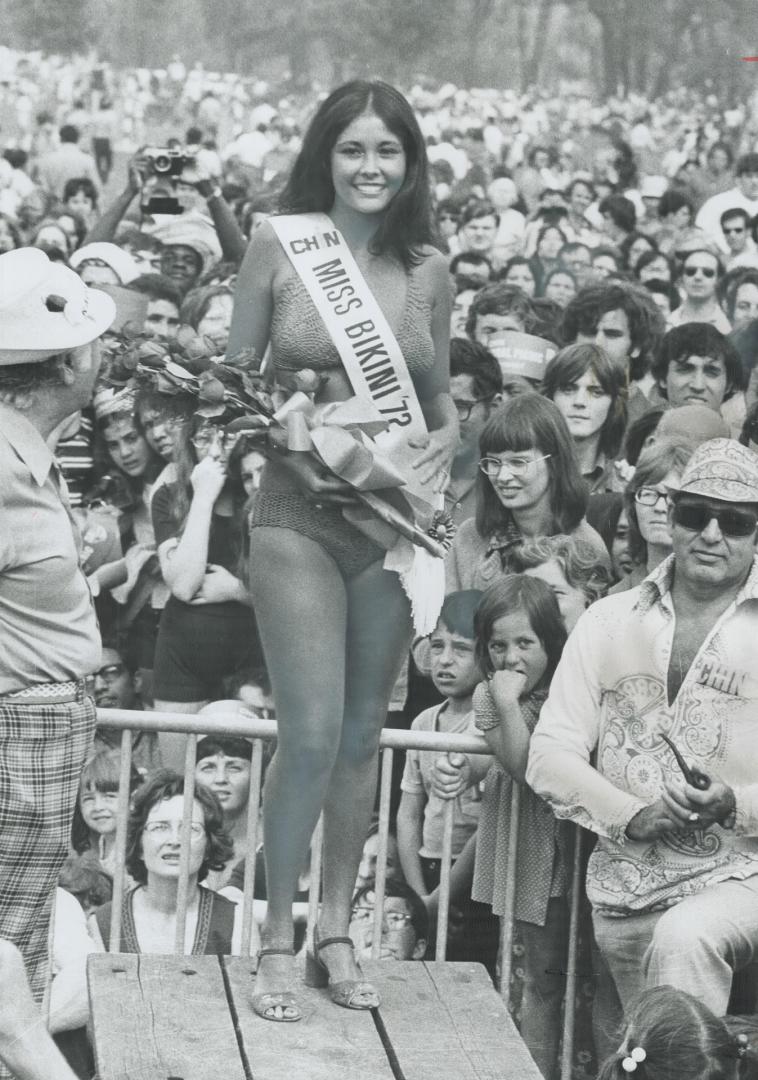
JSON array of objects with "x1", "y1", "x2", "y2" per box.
[
  {"x1": 151, "y1": 413, "x2": 261, "y2": 769},
  {"x1": 70, "y1": 748, "x2": 142, "y2": 885},
  {"x1": 471, "y1": 575, "x2": 569, "y2": 1080},
  {"x1": 597, "y1": 986, "x2": 758, "y2": 1080}
]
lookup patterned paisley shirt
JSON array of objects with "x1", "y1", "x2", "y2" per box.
[{"x1": 526, "y1": 554, "x2": 758, "y2": 916}]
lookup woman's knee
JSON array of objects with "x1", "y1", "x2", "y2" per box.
[{"x1": 336, "y1": 718, "x2": 384, "y2": 768}]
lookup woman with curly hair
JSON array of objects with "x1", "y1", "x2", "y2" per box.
[
  {"x1": 89, "y1": 771, "x2": 242, "y2": 955},
  {"x1": 511, "y1": 532, "x2": 612, "y2": 631}
]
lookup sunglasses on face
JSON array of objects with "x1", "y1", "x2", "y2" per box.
[
  {"x1": 454, "y1": 396, "x2": 492, "y2": 421},
  {"x1": 672, "y1": 501, "x2": 758, "y2": 538},
  {"x1": 683, "y1": 265, "x2": 717, "y2": 279}
]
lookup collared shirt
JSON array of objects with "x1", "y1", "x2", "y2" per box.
[
  {"x1": 0, "y1": 404, "x2": 101, "y2": 692},
  {"x1": 527, "y1": 554, "x2": 758, "y2": 917},
  {"x1": 443, "y1": 472, "x2": 478, "y2": 527}
]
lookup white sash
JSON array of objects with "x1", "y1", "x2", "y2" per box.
[
  {"x1": 269, "y1": 212, "x2": 445, "y2": 633},
  {"x1": 268, "y1": 212, "x2": 432, "y2": 504}
]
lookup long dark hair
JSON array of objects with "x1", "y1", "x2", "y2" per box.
[
  {"x1": 475, "y1": 393, "x2": 588, "y2": 538},
  {"x1": 597, "y1": 986, "x2": 758, "y2": 1080},
  {"x1": 473, "y1": 575, "x2": 566, "y2": 684},
  {"x1": 278, "y1": 80, "x2": 434, "y2": 268},
  {"x1": 542, "y1": 342, "x2": 628, "y2": 460}
]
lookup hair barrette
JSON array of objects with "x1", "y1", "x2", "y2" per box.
[
  {"x1": 622, "y1": 1047, "x2": 647, "y2": 1073},
  {"x1": 736, "y1": 1034, "x2": 749, "y2": 1059}
]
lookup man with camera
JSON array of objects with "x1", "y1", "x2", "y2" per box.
[{"x1": 84, "y1": 146, "x2": 246, "y2": 288}]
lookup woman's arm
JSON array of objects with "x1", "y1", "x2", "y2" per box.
[
  {"x1": 225, "y1": 221, "x2": 278, "y2": 360},
  {"x1": 157, "y1": 458, "x2": 226, "y2": 603},
  {"x1": 410, "y1": 251, "x2": 459, "y2": 487}
]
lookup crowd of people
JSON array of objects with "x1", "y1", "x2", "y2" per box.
[{"x1": 2, "y1": 42, "x2": 758, "y2": 1080}]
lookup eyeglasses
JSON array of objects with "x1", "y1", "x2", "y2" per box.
[
  {"x1": 144, "y1": 820, "x2": 205, "y2": 838},
  {"x1": 94, "y1": 663, "x2": 126, "y2": 684},
  {"x1": 479, "y1": 453, "x2": 551, "y2": 479},
  {"x1": 453, "y1": 396, "x2": 492, "y2": 421},
  {"x1": 634, "y1": 487, "x2": 670, "y2": 507},
  {"x1": 672, "y1": 502, "x2": 758, "y2": 538},
  {"x1": 683, "y1": 265, "x2": 717, "y2": 279},
  {"x1": 351, "y1": 906, "x2": 414, "y2": 929},
  {"x1": 191, "y1": 429, "x2": 241, "y2": 452}
]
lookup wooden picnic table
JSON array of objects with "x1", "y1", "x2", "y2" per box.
[{"x1": 88, "y1": 954, "x2": 543, "y2": 1080}]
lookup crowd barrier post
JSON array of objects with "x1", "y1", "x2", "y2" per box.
[
  {"x1": 434, "y1": 798, "x2": 455, "y2": 960},
  {"x1": 370, "y1": 747, "x2": 394, "y2": 960},
  {"x1": 108, "y1": 729, "x2": 134, "y2": 952},
  {"x1": 560, "y1": 826, "x2": 584, "y2": 1080},
  {"x1": 174, "y1": 733, "x2": 198, "y2": 954},
  {"x1": 240, "y1": 739, "x2": 264, "y2": 958},
  {"x1": 499, "y1": 783, "x2": 521, "y2": 1001}
]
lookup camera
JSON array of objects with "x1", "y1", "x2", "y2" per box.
[{"x1": 142, "y1": 147, "x2": 195, "y2": 177}]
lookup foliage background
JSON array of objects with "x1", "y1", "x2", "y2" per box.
[{"x1": 3, "y1": 0, "x2": 756, "y2": 99}]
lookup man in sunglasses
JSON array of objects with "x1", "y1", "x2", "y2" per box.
[
  {"x1": 667, "y1": 248, "x2": 731, "y2": 334},
  {"x1": 696, "y1": 153, "x2": 758, "y2": 255},
  {"x1": 528, "y1": 437, "x2": 758, "y2": 1025}
]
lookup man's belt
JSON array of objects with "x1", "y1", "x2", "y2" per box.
[{"x1": 1, "y1": 677, "x2": 96, "y2": 705}]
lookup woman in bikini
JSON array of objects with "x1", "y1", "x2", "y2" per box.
[{"x1": 226, "y1": 80, "x2": 458, "y2": 1021}]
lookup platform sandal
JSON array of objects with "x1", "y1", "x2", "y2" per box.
[
  {"x1": 304, "y1": 928, "x2": 380, "y2": 1010},
  {"x1": 251, "y1": 947, "x2": 302, "y2": 1022}
]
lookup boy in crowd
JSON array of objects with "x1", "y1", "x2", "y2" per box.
[{"x1": 397, "y1": 591, "x2": 493, "y2": 962}]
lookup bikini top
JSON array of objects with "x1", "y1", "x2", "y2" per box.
[{"x1": 269, "y1": 263, "x2": 437, "y2": 376}]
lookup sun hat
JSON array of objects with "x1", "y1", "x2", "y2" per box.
[
  {"x1": 92, "y1": 385, "x2": 136, "y2": 421},
  {"x1": 668, "y1": 437, "x2": 758, "y2": 503},
  {"x1": 149, "y1": 211, "x2": 222, "y2": 271},
  {"x1": 69, "y1": 242, "x2": 140, "y2": 285},
  {"x1": 0, "y1": 248, "x2": 116, "y2": 365}
]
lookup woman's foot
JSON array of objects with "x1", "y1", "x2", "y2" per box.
[
  {"x1": 252, "y1": 948, "x2": 302, "y2": 1022},
  {"x1": 306, "y1": 930, "x2": 380, "y2": 1010}
]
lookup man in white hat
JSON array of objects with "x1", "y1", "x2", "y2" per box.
[
  {"x1": 527, "y1": 438, "x2": 758, "y2": 1030},
  {"x1": 0, "y1": 248, "x2": 114, "y2": 1022}
]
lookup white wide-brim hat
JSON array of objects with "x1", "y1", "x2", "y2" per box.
[
  {"x1": 69, "y1": 242, "x2": 140, "y2": 285},
  {"x1": 0, "y1": 248, "x2": 116, "y2": 365}
]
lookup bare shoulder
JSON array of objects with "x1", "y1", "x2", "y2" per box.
[{"x1": 413, "y1": 246, "x2": 451, "y2": 299}]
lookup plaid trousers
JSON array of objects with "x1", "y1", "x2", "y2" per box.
[{"x1": 0, "y1": 691, "x2": 96, "y2": 1004}]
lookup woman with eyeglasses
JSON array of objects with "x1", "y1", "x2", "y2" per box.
[
  {"x1": 446, "y1": 393, "x2": 610, "y2": 592},
  {"x1": 151, "y1": 411, "x2": 261, "y2": 768},
  {"x1": 667, "y1": 248, "x2": 731, "y2": 334},
  {"x1": 609, "y1": 438, "x2": 695, "y2": 594},
  {"x1": 90, "y1": 771, "x2": 242, "y2": 955}
]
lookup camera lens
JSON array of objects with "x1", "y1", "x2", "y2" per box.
[{"x1": 153, "y1": 154, "x2": 171, "y2": 173}]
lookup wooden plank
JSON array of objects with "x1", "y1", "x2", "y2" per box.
[
  {"x1": 224, "y1": 956, "x2": 395, "y2": 1080},
  {"x1": 88, "y1": 954, "x2": 246, "y2": 1080},
  {"x1": 363, "y1": 960, "x2": 543, "y2": 1080}
]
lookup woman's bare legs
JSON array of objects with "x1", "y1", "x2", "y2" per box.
[
  {"x1": 247, "y1": 528, "x2": 349, "y2": 1011},
  {"x1": 152, "y1": 701, "x2": 210, "y2": 772},
  {"x1": 318, "y1": 560, "x2": 413, "y2": 988}
]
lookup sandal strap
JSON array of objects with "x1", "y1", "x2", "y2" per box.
[
  {"x1": 314, "y1": 935, "x2": 355, "y2": 952},
  {"x1": 258, "y1": 947, "x2": 296, "y2": 958}
]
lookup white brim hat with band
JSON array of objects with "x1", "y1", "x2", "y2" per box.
[
  {"x1": 667, "y1": 438, "x2": 758, "y2": 503},
  {"x1": 69, "y1": 242, "x2": 140, "y2": 286},
  {"x1": 0, "y1": 248, "x2": 116, "y2": 365}
]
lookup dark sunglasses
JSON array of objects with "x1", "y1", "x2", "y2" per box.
[
  {"x1": 672, "y1": 502, "x2": 758, "y2": 538},
  {"x1": 683, "y1": 265, "x2": 716, "y2": 279}
]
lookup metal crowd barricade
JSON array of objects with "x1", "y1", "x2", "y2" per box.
[{"x1": 94, "y1": 707, "x2": 585, "y2": 1080}]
